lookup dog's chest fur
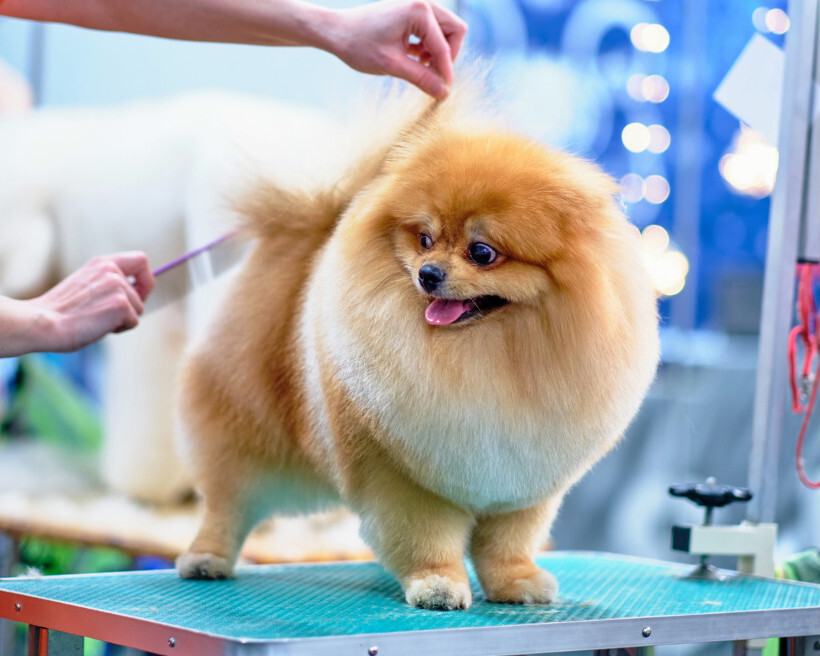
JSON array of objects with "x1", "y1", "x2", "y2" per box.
[{"x1": 298, "y1": 264, "x2": 613, "y2": 514}]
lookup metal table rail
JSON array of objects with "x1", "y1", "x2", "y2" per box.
[{"x1": 0, "y1": 551, "x2": 817, "y2": 655}]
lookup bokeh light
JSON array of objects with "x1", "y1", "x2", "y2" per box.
[
  {"x1": 645, "y1": 175, "x2": 671, "y2": 203},
  {"x1": 622, "y1": 122, "x2": 651, "y2": 152},
  {"x1": 641, "y1": 224, "x2": 670, "y2": 254},
  {"x1": 626, "y1": 74, "x2": 646, "y2": 102},
  {"x1": 752, "y1": 7, "x2": 789, "y2": 34},
  {"x1": 638, "y1": 225, "x2": 689, "y2": 297},
  {"x1": 626, "y1": 74, "x2": 670, "y2": 103},
  {"x1": 631, "y1": 23, "x2": 670, "y2": 53},
  {"x1": 766, "y1": 8, "x2": 790, "y2": 34},
  {"x1": 653, "y1": 250, "x2": 690, "y2": 296},
  {"x1": 752, "y1": 7, "x2": 770, "y2": 32},
  {"x1": 642, "y1": 75, "x2": 670, "y2": 103},
  {"x1": 620, "y1": 173, "x2": 646, "y2": 203},
  {"x1": 718, "y1": 126, "x2": 779, "y2": 198},
  {"x1": 647, "y1": 124, "x2": 671, "y2": 153}
]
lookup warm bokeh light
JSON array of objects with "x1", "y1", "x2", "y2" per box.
[
  {"x1": 622, "y1": 122, "x2": 651, "y2": 152},
  {"x1": 631, "y1": 23, "x2": 670, "y2": 53},
  {"x1": 641, "y1": 224, "x2": 670, "y2": 254},
  {"x1": 718, "y1": 126, "x2": 779, "y2": 198},
  {"x1": 653, "y1": 250, "x2": 690, "y2": 296},
  {"x1": 638, "y1": 225, "x2": 689, "y2": 297}
]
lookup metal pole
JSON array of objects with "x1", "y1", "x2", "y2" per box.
[
  {"x1": 800, "y1": 7, "x2": 820, "y2": 264},
  {"x1": 669, "y1": 0, "x2": 707, "y2": 331},
  {"x1": 746, "y1": 0, "x2": 819, "y2": 523}
]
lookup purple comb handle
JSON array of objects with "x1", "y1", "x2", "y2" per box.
[{"x1": 152, "y1": 230, "x2": 237, "y2": 277}]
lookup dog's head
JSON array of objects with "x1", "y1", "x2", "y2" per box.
[{"x1": 382, "y1": 129, "x2": 624, "y2": 328}]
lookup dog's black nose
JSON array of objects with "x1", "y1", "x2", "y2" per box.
[{"x1": 418, "y1": 264, "x2": 446, "y2": 293}]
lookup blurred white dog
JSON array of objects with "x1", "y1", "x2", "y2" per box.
[{"x1": 0, "y1": 87, "x2": 348, "y2": 503}]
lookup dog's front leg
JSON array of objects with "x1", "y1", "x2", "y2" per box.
[
  {"x1": 468, "y1": 495, "x2": 563, "y2": 605},
  {"x1": 346, "y1": 446, "x2": 475, "y2": 610}
]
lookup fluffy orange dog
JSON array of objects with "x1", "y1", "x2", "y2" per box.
[{"x1": 176, "y1": 80, "x2": 659, "y2": 610}]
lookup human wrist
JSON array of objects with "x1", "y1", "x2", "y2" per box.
[
  {"x1": 20, "y1": 299, "x2": 62, "y2": 354},
  {"x1": 0, "y1": 297, "x2": 59, "y2": 357},
  {"x1": 294, "y1": 4, "x2": 348, "y2": 58}
]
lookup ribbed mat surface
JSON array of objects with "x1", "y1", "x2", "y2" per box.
[{"x1": 0, "y1": 552, "x2": 817, "y2": 640}]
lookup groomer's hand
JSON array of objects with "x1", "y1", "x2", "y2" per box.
[
  {"x1": 326, "y1": 0, "x2": 468, "y2": 99},
  {"x1": 27, "y1": 252, "x2": 154, "y2": 353}
]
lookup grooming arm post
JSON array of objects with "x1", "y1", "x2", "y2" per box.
[{"x1": 747, "y1": 0, "x2": 819, "y2": 525}]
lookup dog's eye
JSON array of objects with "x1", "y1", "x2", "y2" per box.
[
  {"x1": 469, "y1": 242, "x2": 497, "y2": 266},
  {"x1": 420, "y1": 233, "x2": 434, "y2": 250}
]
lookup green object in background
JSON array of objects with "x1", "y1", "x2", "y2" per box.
[
  {"x1": 763, "y1": 550, "x2": 820, "y2": 656},
  {"x1": 11, "y1": 538, "x2": 134, "y2": 656},
  {"x1": 1, "y1": 355, "x2": 112, "y2": 655},
  {"x1": 778, "y1": 550, "x2": 820, "y2": 584},
  {"x1": 17, "y1": 538, "x2": 132, "y2": 579},
  {"x1": 0, "y1": 354, "x2": 102, "y2": 451}
]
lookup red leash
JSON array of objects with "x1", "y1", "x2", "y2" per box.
[{"x1": 788, "y1": 261, "x2": 820, "y2": 489}]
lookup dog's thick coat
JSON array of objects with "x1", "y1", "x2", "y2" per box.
[{"x1": 176, "y1": 80, "x2": 659, "y2": 609}]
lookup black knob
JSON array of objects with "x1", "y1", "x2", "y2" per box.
[{"x1": 669, "y1": 481, "x2": 752, "y2": 508}]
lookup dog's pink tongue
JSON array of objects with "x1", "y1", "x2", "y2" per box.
[{"x1": 425, "y1": 298, "x2": 469, "y2": 325}]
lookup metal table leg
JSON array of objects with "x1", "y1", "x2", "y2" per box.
[
  {"x1": 780, "y1": 635, "x2": 820, "y2": 656},
  {"x1": 0, "y1": 532, "x2": 18, "y2": 656},
  {"x1": 27, "y1": 626, "x2": 83, "y2": 656}
]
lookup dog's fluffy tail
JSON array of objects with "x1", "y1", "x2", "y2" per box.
[{"x1": 238, "y1": 62, "x2": 496, "y2": 248}]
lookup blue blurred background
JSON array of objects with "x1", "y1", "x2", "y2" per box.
[
  {"x1": 0, "y1": 0, "x2": 790, "y2": 333},
  {"x1": 0, "y1": 0, "x2": 816, "y2": 586}
]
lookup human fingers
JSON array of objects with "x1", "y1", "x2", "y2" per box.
[
  {"x1": 85, "y1": 255, "x2": 146, "y2": 318},
  {"x1": 119, "y1": 268, "x2": 146, "y2": 317},
  {"x1": 391, "y1": 54, "x2": 449, "y2": 99},
  {"x1": 107, "y1": 251, "x2": 155, "y2": 301},
  {"x1": 410, "y1": 4, "x2": 455, "y2": 88},
  {"x1": 430, "y1": 3, "x2": 468, "y2": 63},
  {"x1": 109, "y1": 292, "x2": 142, "y2": 333},
  {"x1": 407, "y1": 41, "x2": 432, "y2": 65},
  {"x1": 34, "y1": 259, "x2": 143, "y2": 351}
]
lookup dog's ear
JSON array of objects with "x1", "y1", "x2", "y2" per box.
[{"x1": 0, "y1": 210, "x2": 57, "y2": 298}]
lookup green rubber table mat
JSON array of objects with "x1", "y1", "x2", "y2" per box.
[{"x1": 0, "y1": 551, "x2": 818, "y2": 656}]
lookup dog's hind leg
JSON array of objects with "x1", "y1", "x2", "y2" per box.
[
  {"x1": 177, "y1": 458, "x2": 339, "y2": 579},
  {"x1": 469, "y1": 495, "x2": 564, "y2": 605},
  {"x1": 176, "y1": 467, "x2": 263, "y2": 580}
]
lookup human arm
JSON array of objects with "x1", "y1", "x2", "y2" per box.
[
  {"x1": 0, "y1": 252, "x2": 154, "y2": 357},
  {"x1": 0, "y1": 0, "x2": 467, "y2": 99}
]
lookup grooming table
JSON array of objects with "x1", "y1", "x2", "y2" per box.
[{"x1": 0, "y1": 552, "x2": 817, "y2": 656}]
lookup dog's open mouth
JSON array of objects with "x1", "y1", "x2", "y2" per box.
[{"x1": 424, "y1": 296, "x2": 509, "y2": 326}]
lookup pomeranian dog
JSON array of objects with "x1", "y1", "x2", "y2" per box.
[{"x1": 175, "y1": 77, "x2": 659, "y2": 610}]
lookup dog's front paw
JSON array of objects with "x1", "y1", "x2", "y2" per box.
[
  {"x1": 484, "y1": 568, "x2": 558, "y2": 605},
  {"x1": 404, "y1": 574, "x2": 472, "y2": 610},
  {"x1": 176, "y1": 552, "x2": 234, "y2": 580}
]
